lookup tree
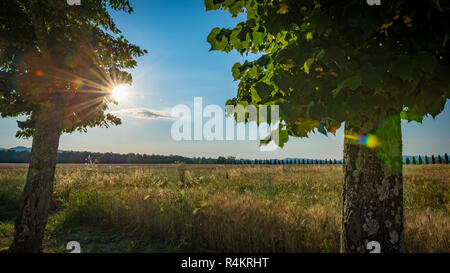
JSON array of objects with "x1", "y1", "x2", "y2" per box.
[
  {"x1": 425, "y1": 155, "x2": 429, "y2": 164},
  {"x1": 412, "y1": 157, "x2": 416, "y2": 164},
  {"x1": 227, "y1": 156, "x2": 236, "y2": 164},
  {"x1": 418, "y1": 155, "x2": 422, "y2": 164},
  {"x1": 0, "y1": 0, "x2": 146, "y2": 252},
  {"x1": 217, "y1": 156, "x2": 227, "y2": 164},
  {"x1": 446, "y1": 153, "x2": 449, "y2": 164},
  {"x1": 438, "y1": 155, "x2": 442, "y2": 164},
  {"x1": 206, "y1": 0, "x2": 449, "y2": 252},
  {"x1": 432, "y1": 155, "x2": 436, "y2": 164},
  {"x1": 406, "y1": 158, "x2": 410, "y2": 165}
]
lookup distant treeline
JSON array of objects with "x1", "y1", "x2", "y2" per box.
[
  {"x1": 0, "y1": 150, "x2": 194, "y2": 164},
  {"x1": 0, "y1": 150, "x2": 448, "y2": 165},
  {"x1": 0, "y1": 150, "x2": 337, "y2": 165}
]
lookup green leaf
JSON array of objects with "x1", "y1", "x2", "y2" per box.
[
  {"x1": 344, "y1": 76, "x2": 362, "y2": 90},
  {"x1": 400, "y1": 106, "x2": 424, "y2": 123},
  {"x1": 230, "y1": 27, "x2": 243, "y2": 51},
  {"x1": 248, "y1": 65, "x2": 258, "y2": 78},
  {"x1": 205, "y1": 0, "x2": 224, "y2": 10},
  {"x1": 207, "y1": 27, "x2": 221, "y2": 50},
  {"x1": 315, "y1": 49, "x2": 325, "y2": 60},
  {"x1": 292, "y1": 118, "x2": 318, "y2": 137},
  {"x1": 432, "y1": 0, "x2": 443, "y2": 11},
  {"x1": 416, "y1": 51, "x2": 437, "y2": 74},
  {"x1": 252, "y1": 31, "x2": 265, "y2": 47},
  {"x1": 228, "y1": 0, "x2": 244, "y2": 16},
  {"x1": 256, "y1": 55, "x2": 271, "y2": 67},
  {"x1": 279, "y1": 129, "x2": 289, "y2": 148},
  {"x1": 272, "y1": 129, "x2": 289, "y2": 148},
  {"x1": 273, "y1": 71, "x2": 293, "y2": 93},
  {"x1": 317, "y1": 122, "x2": 327, "y2": 136},
  {"x1": 304, "y1": 58, "x2": 314, "y2": 74},
  {"x1": 251, "y1": 82, "x2": 273, "y2": 102},
  {"x1": 332, "y1": 76, "x2": 362, "y2": 95},
  {"x1": 231, "y1": 63, "x2": 242, "y2": 81}
]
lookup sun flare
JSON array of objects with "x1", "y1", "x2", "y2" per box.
[{"x1": 111, "y1": 84, "x2": 129, "y2": 102}]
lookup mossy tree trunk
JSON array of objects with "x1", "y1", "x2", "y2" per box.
[
  {"x1": 9, "y1": 104, "x2": 63, "y2": 253},
  {"x1": 340, "y1": 112, "x2": 404, "y2": 253}
]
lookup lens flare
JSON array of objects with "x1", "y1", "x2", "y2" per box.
[
  {"x1": 345, "y1": 133, "x2": 379, "y2": 148},
  {"x1": 111, "y1": 84, "x2": 129, "y2": 102},
  {"x1": 71, "y1": 78, "x2": 84, "y2": 90}
]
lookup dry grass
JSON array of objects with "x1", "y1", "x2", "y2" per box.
[{"x1": 0, "y1": 164, "x2": 448, "y2": 253}]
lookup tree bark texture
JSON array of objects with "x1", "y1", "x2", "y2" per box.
[
  {"x1": 341, "y1": 113, "x2": 403, "y2": 253},
  {"x1": 9, "y1": 105, "x2": 63, "y2": 253}
]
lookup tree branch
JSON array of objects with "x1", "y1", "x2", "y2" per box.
[{"x1": 28, "y1": 0, "x2": 50, "y2": 57}]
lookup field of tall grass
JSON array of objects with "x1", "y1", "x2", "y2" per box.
[{"x1": 0, "y1": 164, "x2": 449, "y2": 253}]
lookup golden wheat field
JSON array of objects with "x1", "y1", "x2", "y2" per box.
[{"x1": 0, "y1": 164, "x2": 449, "y2": 253}]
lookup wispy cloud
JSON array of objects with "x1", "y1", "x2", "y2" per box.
[{"x1": 109, "y1": 108, "x2": 175, "y2": 120}]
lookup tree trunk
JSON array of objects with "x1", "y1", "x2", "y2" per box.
[
  {"x1": 340, "y1": 113, "x2": 404, "y2": 253},
  {"x1": 9, "y1": 105, "x2": 63, "y2": 253}
]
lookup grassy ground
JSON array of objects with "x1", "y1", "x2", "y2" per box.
[{"x1": 0, "y1": 164, "x2": 448, "y2": 253}]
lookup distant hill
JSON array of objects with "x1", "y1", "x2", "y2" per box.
[
  {"x1": 9, "y1": 146, "x2": 31, "y2": 152},
  {"x1": 2, "y1": 146, "x2": 66, "y2": 153}
]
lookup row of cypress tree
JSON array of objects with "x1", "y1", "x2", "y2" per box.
[
  {"x1": 405, "y1": 154, "x2": 449, "y2": 165},
  {"x1": 235, "y1": 159, "x2": 341, "y2": 165},
  {"x1": 235, "y1": 153, "x2": 450, "y2": 165}
]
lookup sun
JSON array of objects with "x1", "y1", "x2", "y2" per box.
[{"x1": 111, "y1": 84, "x2": 129, "y2": 102}]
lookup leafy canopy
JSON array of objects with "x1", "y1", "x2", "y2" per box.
[
  {"x1": 0, "y1": 0, "x2": 146, "y2": 137},
  {"x1": 206, "y1": 0, "x2": 449, "y2": 146}
]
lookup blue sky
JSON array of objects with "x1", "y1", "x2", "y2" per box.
[{"x1": 0, "y1": 0, "x2": 449, "y2": 159}]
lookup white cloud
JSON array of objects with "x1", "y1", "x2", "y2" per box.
[{"x1": 109, "y1": 108, "x2": 175, "y2": 120}]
